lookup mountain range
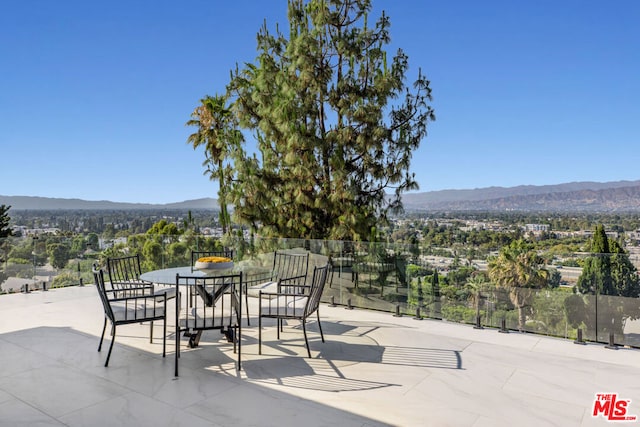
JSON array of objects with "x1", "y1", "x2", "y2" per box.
[
  {"x1": 0, "y1": 196, "x2": 217, "y2": 211},
  {"x1": 2, "y1": 180, "x2": 640, "y2": 212},
  {"x1": 401, "y1": 180, "x2": 640, "y2": 212}
]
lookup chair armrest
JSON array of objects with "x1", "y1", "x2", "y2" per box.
[
  {"x1": 277, "y1": 275, "x2": 309, "y2": 294},
  {"x1": 108, "y1": 281, "x2": 154, "y2": 296},
  {"x1": 278, "y1": 274, "x2": 307, "y2": 284},
  {"x1": 111, "y1": 280, "x2": 154, "y2": 289},
  {"x1": 259, "y1": 290, "x2": 306, "y2": 300}
]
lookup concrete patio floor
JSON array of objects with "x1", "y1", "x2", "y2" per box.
[{"x1": 1, "y1": 285, "x2": 639, "y2": 427}]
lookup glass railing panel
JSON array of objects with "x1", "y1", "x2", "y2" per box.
[
  {"x1": 0, "y1": 234, "x2": 95, "y2": 292},
  {"x1": 526, "y1": 287, "x2": 572, "y2": 338},
  {"x1": 2, "y1": 233, "x2": 639, "y2": 349}
]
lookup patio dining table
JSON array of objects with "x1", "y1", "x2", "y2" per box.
[
  {"x1": 140, "y1": 263, "x2": 272, "y2": 330},
  {"x1": 141, "y1": 265, "x2": 228, "y2": 284},
  {"x1": 143, "y1": 269, "x2": 235, "y2": 363},
  {"x1": 140, "y1": 265, "x2": 272, "y2": 287},
  {"x1": 141, "y1": 266, "x2": 234, "y2": 310}
]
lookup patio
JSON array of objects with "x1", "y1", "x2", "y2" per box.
[{"x1": 1, "y1": 285, "x2": 639, "y2": 426}]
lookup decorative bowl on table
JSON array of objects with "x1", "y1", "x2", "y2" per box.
[{"x1": 195, "y1": 256, "x2": 234, "y2": 273}]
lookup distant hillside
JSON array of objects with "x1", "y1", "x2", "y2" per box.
[
  {"x1": 402, "y1": 180, "x2": 640, "y2": 212},
  {"x1": 3, "y1": 179, "x2": 640, "y2": 212},
  {"x1": 0, "y1": 196, "x2": 219, "y2": 211}
]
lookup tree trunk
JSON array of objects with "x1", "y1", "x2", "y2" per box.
[{"x1": 510, "y1": 288, "x2": 534, "y2": 332}]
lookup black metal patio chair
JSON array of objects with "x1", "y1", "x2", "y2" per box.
[
  {"x1": 189, "y1": 249, "x2": 252, "y2": 325},
  {"x1": 93, "y1": 266, "x2": 167, "y2": 367},
  {"x1": 258, "y1": 263, "x2": 330, "y2": 358},
  {"x1": 247, "y1": 250, "x2": 310, "y2": 297},
  {"x1": 107, "y1": 254, "x2": 177, "y2": 301},
  {"x1": 174, "y1": 271, "x2": 243, "y2": 376},
  {"x1": 107, "y1": 254, "x2": 177, "y2": 342}
]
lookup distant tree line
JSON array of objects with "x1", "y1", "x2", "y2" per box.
[{"x1": 8, "y1": 209, "x2": 222, "y2": 236}]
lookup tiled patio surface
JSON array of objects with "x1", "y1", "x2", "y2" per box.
[{"x1": 1, "y1": 285, "x2": 639, "y2": 426}]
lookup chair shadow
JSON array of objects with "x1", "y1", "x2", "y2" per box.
[
  {"x1": 241, "y1": 356, "x2": 400, "y2": 392},
  {"x1": 317, "y1": 340, "x2": 463, "y2": 369},
  {"x1": 240, "y1": 319, "x2": 463, "y2": 393},
  {"x1": 289, "y1": 319, "x2": 464, "y2": 369}
]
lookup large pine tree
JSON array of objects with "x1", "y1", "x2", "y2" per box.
[
  {"x1": 576, "y1": 224, "x2": 639, "y2": 297},
  {"x1": 226, "y1": 0, "x2": 434, "y2": 240},
  {"x1": 0, "y1": 205, "x2": 11, "y2": 238},
  {"x1": 568, "y1": 224, "x2": 640, "y2": 338}
]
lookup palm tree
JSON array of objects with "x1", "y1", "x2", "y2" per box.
[
  {"x1": 488, "y1": 240, "x2": 548, "y2": 331},
  {"x1": 186, "y1": 95, "x2": 242, "y2": 235},
  {"x1": 465, "y1": 273, "x2": 488, "y2": 323}
]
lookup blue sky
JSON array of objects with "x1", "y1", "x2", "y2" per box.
[{"x1": 1, "y1": 0, "x2": 639, "y2": 204}]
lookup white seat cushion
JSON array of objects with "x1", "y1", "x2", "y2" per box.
[
  {"x1": 181, "y1": 306, "x2": 235, "y2": 329},
  {"x1": 260, "y1": 295, "x2": 308, "y2": 317},
  {"x1": 110, "y1": 301, "x2": 165, "y2": 321},
  {"x1": 247, "y1": 281, "x2": 278, "y2": 298},
  {"x1": 153, "y1": 286, "x2": 177, "y2": 301}
]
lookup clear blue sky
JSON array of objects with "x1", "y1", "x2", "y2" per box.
[{"x1": 2, "y1": 0, "x2": 639, "y2": 204}]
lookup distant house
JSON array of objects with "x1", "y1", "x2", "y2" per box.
[
  {"x1": 24, "y1": 227, "x2": 61, "y2": 236},
  {"x1": 523, "y1": 224, "x2": 550, "y2": 233}
]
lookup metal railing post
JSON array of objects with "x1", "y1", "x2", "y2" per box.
[
  {"x1": 474, "y1": 315, "x2": 483, "y2": 329},
  {"x1": 393, "y1": 304, "x2": 402, "y2": 317},
  {"x1": 499, "y1": 318, "x2": 509, "y2": 333},
  {"x1": 605, "y1": 332, "x2": 618, "y2": 350}
]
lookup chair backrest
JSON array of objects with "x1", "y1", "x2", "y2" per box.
[
  {"x1": 93, "y1": 265, "x2": 115, "y2": 322},
  {"x1": 272, "y1": 251, "x2": 309, "y2": 281},
  {"x1": 107, "y1": 254, "x2": 144, "y2": 288},
  {"x1": 176, "y1": 272, "x2": 243, "y2": 327},
  {"x1": 95, "y1": 263, "x2": 165, "y2": 324},
  {"x1": 191, "y1": 249, "x2": 235, "y2": 267},
  {"x1": 304, "y1": 263, "x2": 330, "y2": 317}
]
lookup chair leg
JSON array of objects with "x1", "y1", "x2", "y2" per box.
[
  {"x1": 98, "y1": 317, "x2": 107, "y2": 352},
  {"x1": 317, "y1": 310, "x2": 325, "y2": 343},
  {"x1": 175, "y1": 292, "x2": 181, "y2": 377},
  {"x1": 245, "y1": 289, "x2": 250, "y2": 326},
  {"x1": 258, "y1": 314, "x2": 262, "y2": 355},
  {"x1": 174, "y1": 323, "x2": 179, "y2": 377},
  {"x1": 162, "y1": 318, "x2": 166, "y2": 358},
  {"x1": 302, "y1": 320, "x2": 311, "y2": 358},
  {"x1": 105, "y1": 325, "x2": 116, "y2": 367},
  {"x1": 174, "y1": 334, "x2": 179, "y2": 377},
  {"x1": 237, "y1": 324, "x2": 242, "y2": 371},
  {"x1": 225, "y1": 319, "x2": 242, "y2": 371}
]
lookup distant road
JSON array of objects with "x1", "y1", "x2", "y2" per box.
[
  {"x1": 422, "y1": 257, "x2": 582, "y2": 284},
  {"x1": 556, "y1": 266, "x2": 581, "y2": 283}
]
